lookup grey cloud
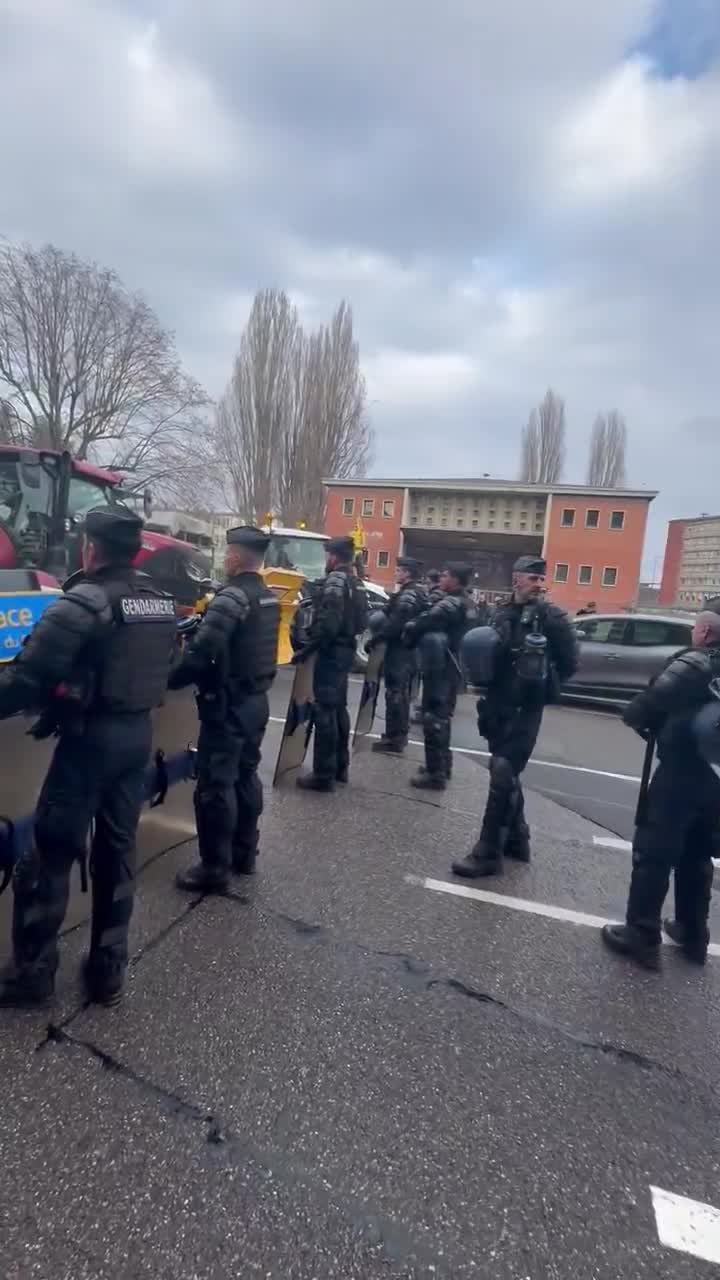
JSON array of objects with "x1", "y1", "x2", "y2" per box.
[{"x1": 0, "y1": 0, "x2": 717, "y2": 570}]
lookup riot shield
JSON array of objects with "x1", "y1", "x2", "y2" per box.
[
  {"x1": 352, "y1": 642, "x2": 386, "y2": 750},
  {"x1": 273, "y1": 653, "x2": 317, "y2": 785}
]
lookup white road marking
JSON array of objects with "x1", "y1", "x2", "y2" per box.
[
  {"x1": 594, "y1": 834, "x2": 720, "y2": 870},
  {"x1": 406, "y1": 875, "x2": 720, "y2": 957},
  {"x1": 651, "y1": 1185, "x2": 720, "y2": 1266},
  {"x1": 268, "y1": 718, "x2": 641, "y2": 784}
]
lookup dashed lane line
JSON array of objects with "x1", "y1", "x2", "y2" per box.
[
  {"x1": 405, "y1": 874, "x2": 720, "y2": 958},
  {"x1": 651, "y1": 1185, "x2": 720, "y2": 1266},
  {"x1": 267, "y1": 718, "x2": 642, "y2": 785}
]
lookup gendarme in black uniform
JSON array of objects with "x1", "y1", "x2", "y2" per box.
[
  {"x1": 602, "y1": 613, "x2": 720, "y2": 970},
  {"x1": 171, "y1": 526, "x2": 280, "y2": 892},
  {"x1": 296, "y1": 536, "x2": 367, "y2": 791},
  {"x1": 453, "y1": 554, "x2": 577, "y2": 878},
  {"x1": 0, "y1": 508, "x2": 176, "y2": 1008},
  {"x1": 372, "y1": 556, "x2": 427, "y2": 755},
  {"x1": 404, "y1": 561, "x2": 476, "y2": 790}
]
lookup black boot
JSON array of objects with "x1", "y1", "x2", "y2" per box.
[
  {"x1": 232, "y1": 842, "x2": 258, "y2": 876},
  {"x1": 410, "y1": 771, "x2": 446, "y2": 791},
  {"x1": 175, "y1": 862, "x2": 229, "y2": 893},
  {"x1": 296, "y1": 774, "x2": 335, "y2": 793},
  {"x1": 83, "y1": 956, "x2": 125, "y2": 1007},
  {"x1": 372, "y1": 738, "x2": 404, "y2": 755},
  {"x1": 601, "y1": 924, "x2": 661, "y2": 971},
  {"x1": 663, "y1": 918, "x2": 709, "y2": 965},
  {"x1": 505, "y1": 786, "x2": 531, "y2": 862},
  {"x1": 0, "y1": 963, "x2": 54, "y2": 1009},
  {"x1": 452, "y1": 839, "x2": 503, "y2": 878}
]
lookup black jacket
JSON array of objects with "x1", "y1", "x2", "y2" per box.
[
  {"x1": 0, "y1": 567, "x2": 176, "y2": 719},
  {"x1": 170, "y1": 573, "x2": 279, "y2": 695},
  {"x1": 380, "y1": 579, "x2": 427, "y2": 645},
  {"x1": 489, "y1": 597, "x2": 578, "y2": 705},
  {"x1": 623, "y1": 647, "x2": 720, "y2": 748},
  {"x1": 308, "y1": 567, "x2": 357, "y2": 650}
]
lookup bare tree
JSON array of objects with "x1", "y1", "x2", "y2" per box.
[
  {"x1": 215, "y1": 292, "x2": 372, "y2": 527},
  {"x1": 0, "y1": 239, "x2": 210, "y2": 491},
  {"x1": 586, "y1": 411, "x2": 627, "y2": 487},
  {"x1": 519, "y1": 389, "x2": 566, "y2": 483}
]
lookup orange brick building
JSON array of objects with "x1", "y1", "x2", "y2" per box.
[{"x1": 324, "y1": 478, "x2": 656, "y2": 612}]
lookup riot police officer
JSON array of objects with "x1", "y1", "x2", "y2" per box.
[
  {"x1": 452, "y1": 554, "x2": 577, "y2": 878},
  {"x1": 602, "y1": 608, "x2": 720, "y2": 970},
  {"x1": 404, "y1": 561, "x2": 475, "y2": 790},
  {"x1": 172, "y1": 526, "x2": 280, "y2": 892},
  {"x1": 0, "y1": 508, "x2": 177, "y2": 1008},
  {"x1": 295, "y1": 535, "x2": 367, "y2": 791},
  {"x1": 372, "y1": 556, "x2": 427, "y2": 756}
]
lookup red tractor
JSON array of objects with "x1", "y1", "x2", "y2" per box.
[{"x1": 0, "y1": 446, "x2": 211, "y2": 611}]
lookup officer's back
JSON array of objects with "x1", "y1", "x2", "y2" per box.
[{"x1": 0, "y1": 506, "x2": 177, "y2": 1009}]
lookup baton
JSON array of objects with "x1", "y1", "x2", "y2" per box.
[{"x1": 634, "y1": 733, "x2": 655, "y2": 827}]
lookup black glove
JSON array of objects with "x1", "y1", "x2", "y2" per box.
[{"x1": 291, "y1": 647, "x2": 311, "y2": 666}]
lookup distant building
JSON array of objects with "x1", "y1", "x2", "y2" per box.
[
  {"x1": 659, "y1": 515, "x2": 720, "y2": 608},
  {"x1": 323, "y1": 477, "x2": 656, "y2": 611}
]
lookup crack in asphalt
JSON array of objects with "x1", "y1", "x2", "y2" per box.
[
  {"x1": 266, "y1": 907, "x2": 719, "y2": 1100},
  {"x1": 40, "y1": 1022, "x2": 449, "y2": 1276}
]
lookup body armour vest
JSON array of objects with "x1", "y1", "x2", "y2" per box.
[
  {"x1": 95, "y1": 571, "x2": 177, "y2": 713},
  {"x1": 227, "y1": 572, "x2": 280, "y2": 692}
]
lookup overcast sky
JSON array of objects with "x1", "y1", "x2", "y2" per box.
[{"x1": 1, "y1": 0, "x2": 718, "y2": 573}]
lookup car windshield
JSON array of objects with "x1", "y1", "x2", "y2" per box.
[{"x1": 265, "y1": 534, "x2": 327, "y2": 579}]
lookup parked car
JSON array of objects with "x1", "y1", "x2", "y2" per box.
[{"x1": 563, "y1": 612, "x2": 693, "y2": 705}]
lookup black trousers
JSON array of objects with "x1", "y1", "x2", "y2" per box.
[
  {"x1": 627, "y1": 758, "x2": 719, "y2": 945},
  {"x1": 422, "y1": 664, "x2": 459, "y2": 778},
  {"x1": 12, "y1": 713, "x2": 152, "y2": 983},
  {"x1": 478, "y1": 703, "x2": 544, "y2": 851},
  {"x1": 312, "y1": 646, "x2": 354, "y2": 781},
  {"x1": 194, "y1": 692, "x2": 270, "y2": 874},
  {"x1": 383, "y1": 646, "x2": 415, "y2": 744}
]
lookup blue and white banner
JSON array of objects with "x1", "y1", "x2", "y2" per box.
[{"x1": 0, "y1": 591, "x2": 61, "y2": 663}]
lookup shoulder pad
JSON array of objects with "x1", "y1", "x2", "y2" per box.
[
  {"x1": 324, "y1": 570, "x2": 348, "y2": 594},
  {"x1": 671, "y1": 649, "x2": 710, "y2": 677},
  {"x1": 217, "y1": 584, "x2": 251, "y2": 611},
  {"x1": 63, "y1": 581, "x2": 112, "y2": 617}
]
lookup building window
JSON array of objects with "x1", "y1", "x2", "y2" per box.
[
  {"x1": 610, "y1": 510, "x2": 625, "y2": 531},
  {"x1": 377, "y1": 550, "x2": 389, "y2": 568},
  {"x1": 504, "y1": 521, "x2": 511, "y2": 529},
  {"x1": 427, "y1": 505, "x2": 435, "y2": 515},
  {"x1": 602, "y1": 566, "x2": 618, "y2": 587},
  {"x1": 342, "y1": 497, "x2": 354, "y2": 516},
  {"x1": 382, "y1": 500, "x2": 395, "y2": 519},
  {"x1": 457, "y1": 518, "x2": 464, "y2": 527},
  {"x1": 520, "y1": 521, "x2": 527, "y2": 530},
  {"x1": 561, "y1": 508, "x2": 575, "y2": 528},
  {"x1": 427, "y1": 517, "x2": 433, "y2": 526},
  {"x1": 441, "y1": 518, "x2": 447, "y2": 527},
  {"x1": 362, "y1": 498, "x2": 374, "y2": 517},
  {"x1": 411, "y1": 516, "x2": 418, "y2": 525},
  {"x1": 554, "y1": 563, "x2": 569, "y2": 583},
  {"x1": 488, "y1": 520, "x2": 495, "y2": 528},
  {"x1": 472, "y1": 519, "x2": 478, "y2": 527},
  {"x1": 585, "y1": 509, "x2": 599, "y2": 529},
  {"x1": 578, "y1": 565, "x2": 593, "y2": 585}
]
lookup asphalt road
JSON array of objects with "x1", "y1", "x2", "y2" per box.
[
  {"x1": 3, "y1": 726, "x2": 719, "y2": 1279},
  {"x1": 270, "y1": 670, "x2": 646, "y2": 841},
  {"x1": 2, "y1": 678, "x2": 719, "y2": 1278}
]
